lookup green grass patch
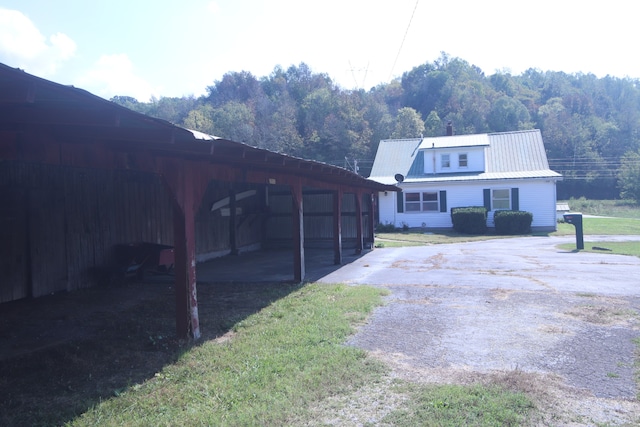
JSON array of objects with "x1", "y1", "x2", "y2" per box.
[
  {"x1": 564, "y1": 198, "x2": 640, "y2": 219},
  {"x1": 64, "y1": 283, "x2": 539, "y2": 426},
  {"x1": 557, "y1": 241, "x2": 640, "y2": 257},
  {"x1": 377, "y1": 216, "x2": 640, "y2": 247},
  {"x1": 376, "y1": 230, "x2": 511, "y2": 246},
  {"x1": 68, "y1": 284, "x2": 389, "y2": 426},
  {"x1": 383, "y1": 382, "x2": 534, "y2": 427},
  {"x1": 555, "y1": 217, "x2": 640, "y2": 236}
]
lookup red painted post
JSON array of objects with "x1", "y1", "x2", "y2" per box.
[
  {"x1": 333, "y1": 189, "x2": 343, "y2": 264},
  {"x1": 163, "y1": 161, "x2": 201, "y2": 340}
]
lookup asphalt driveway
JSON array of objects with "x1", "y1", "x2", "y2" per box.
[{"x1": 318, "y1": 235, "x2": 640, "y2": 424}]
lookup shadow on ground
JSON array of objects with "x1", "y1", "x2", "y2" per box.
[
  {"x1": 0, "y1": 278, "x2": 301, "y2": 426},
  {"x1": 0, "y1": 247, "x2": 367, "y2": 426}
]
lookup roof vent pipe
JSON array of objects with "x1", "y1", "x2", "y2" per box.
[{"x1": 446, "y1": 121, "x2": 453, "y2": 136}]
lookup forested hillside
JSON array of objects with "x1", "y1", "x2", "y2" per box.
[{"x1": 111, "y1": 53, "x2": 640, "y2": 200}]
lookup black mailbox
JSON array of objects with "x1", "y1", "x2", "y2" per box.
[{"x1": 563, "y1": 213, "x2": 584, "y2": 250}]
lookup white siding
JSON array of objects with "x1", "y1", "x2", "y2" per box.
[
  {"x1": 423, "y1": 147, "x2": 484, "y2": 174},
  {"x1": 516, "y1": 180, "x2": 558, "y2": 229},
  {"x1": 378, "y1": 179, "x2": 557, "y2": 231}
]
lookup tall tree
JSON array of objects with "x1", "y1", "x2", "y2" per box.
[
  {"x1": 391, "y1": 107, "x2": 424, "y2": 138},
  {"x1": 618, "y1": 150, "x2": 640, "y2": 202}
]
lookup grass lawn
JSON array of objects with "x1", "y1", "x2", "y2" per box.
[
  {"x1": 564, "y1": 198, "x2": 640, "y2": 219},
  {"x1": 68, "y1": 284, "x2": 534, "y2": 427},
  {"x1": 376, "y1": 212, "x2": 640, "y2": 251},
  {"x1": 558, "y1": 241, "x2": 640, "y2": 257}
]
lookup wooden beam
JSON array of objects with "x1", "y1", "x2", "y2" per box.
[
  {"x1": 354, "y1": 192, "x2": 364, "y2": 254},
  {"x1": 291, "y1": 180, "x2": 305, "y2": 282},
  {"x1": 367, "y1": 192, "x2": 376, "y2": 250},
  {"x1": 172, "y1": 202, "x2": 191, "y2": 339},
  {"x1": 333, "y1": 189, "x2": 343, "y2": 265},
  {"x1": 160, "y1": 159, "x2": 205, "y2": 340},
  {"x1": 229, "y1": 188, "x2": 238, "y2": 255}
]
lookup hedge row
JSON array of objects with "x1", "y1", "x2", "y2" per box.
[
  {"x1": 494, "y1": 210, "x2": 533, "y2": 235},
  {"x1": 450, "y1": 207, "x2": 533, "y2": 235},
  {"x1": 451, "y1": 206, "x2": 487, "y2": 234}
]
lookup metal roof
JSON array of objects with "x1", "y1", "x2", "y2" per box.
[
  {"x1": 370, "y1": 129, "x2": 562, "y2": 185},
  {"x1": 417, "y1": 133, "x2": 490, "y2": 149},
  {"x1": 0, "y1": 62, "x2": 396, "y2": 193}
]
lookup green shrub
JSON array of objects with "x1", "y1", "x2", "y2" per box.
[
  {"x1": 451, "y1": 206, "x2": 487, "y2": 234},
  {"x1": 494, "y1": 210, "x2": 533, "y2": 234},
  {"x1": 376, "y1": 222, "x2": 397, "y2": 232}
]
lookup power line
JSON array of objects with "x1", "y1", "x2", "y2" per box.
[{"x1": 388, "y1": 0, "x2": 419, "y2": 82}]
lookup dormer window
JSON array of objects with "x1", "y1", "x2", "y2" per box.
[
  {"x1": 459, "y1": 153, "x2": 468, "y2": 167},
  {"x1": 441, "y1": 154, "x2": 450, "y2": 168}
]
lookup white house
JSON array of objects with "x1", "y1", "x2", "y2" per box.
[{"x1": 369, "y1": 129, "x2": 563, "y2": 231}]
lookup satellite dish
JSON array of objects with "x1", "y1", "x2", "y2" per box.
[{"x1": 394, "y1": 173, "x2": 405, "y2": 183}]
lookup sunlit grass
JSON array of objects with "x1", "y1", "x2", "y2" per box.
[
  {"x1": 69, "y1": 284, "x2": 389, "y2": 426},
  {"x1": 564, "y1": 198, "x2": 640, "y2": 219},
  {"x1": 383, "y1": 383, "x2": 533, "y2": 427},
  {"x1": 67, "y1": 283, "x2": 537, "y2": 426},
  {"x1": 558, "y1": 241, "x2": 640, "y2": 257}
]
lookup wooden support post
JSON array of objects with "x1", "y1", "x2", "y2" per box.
[
  {"x1": 172, "y1": 199, "x2": 200, "y2": 340},
  {"x1": 355, "y1": 191, "x2": 363, "y2": 254},
  {"x1": 367, "y1": 193, "x2": 375, "y2": 250},
  {"x1": 229, "y1": 189, "x2": 238, "y2": 255},
  {"x1": 161, "y1": 160, "x2": 203, "y2": 341},
  {"x1": 172, "y1": 204, "x2": 189, "y2": 339},
  {"x1": 333, "y1": 189, "x2": 343, "y2": 264},
  {"x1": 291, "y1": 181, "x2": 305, "y2": 282}
]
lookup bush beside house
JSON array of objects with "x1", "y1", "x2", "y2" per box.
[
  {"x1": 451, "y1": 207, "x2": 488, "y2": 234},
  {"x1": 494, "y1": 210, "x2": 533, "y2": 235}
]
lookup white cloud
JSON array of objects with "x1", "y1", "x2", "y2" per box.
[
  {"x1": 79, "y1": 54, "x2": 159, "y2": 101},
  {"x1": 0, "y1": 8, "x2": 76, "y2": 76},
  {"x1": 207, "y1": 1, "x2": 220, "y2": 14}
]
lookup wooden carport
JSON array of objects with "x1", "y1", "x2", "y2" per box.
[{"x1": 0, "y1": 63, "x2": 396, "y2": 340}]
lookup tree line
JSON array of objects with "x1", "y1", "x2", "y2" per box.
[{"x1": 111, "y1": 53, "x2": 640, "y2": 201}]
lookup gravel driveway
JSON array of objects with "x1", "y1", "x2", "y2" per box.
[{"x1": 318, "y1": 236, "x2": 640, "y2": 425}]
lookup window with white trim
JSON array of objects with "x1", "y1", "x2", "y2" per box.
[
  {"x1": 458, "y1": 153, "x2": 468, "y2": 167},
  {"x1": 405, "y1": 192, "x2": 439, "y2": 212},
  {"x1": 492, "y1": 189, "x2": 511, "y2": 210},
  {"x1": 441, "y1": 154, "x2": 450, "y2": 168}
]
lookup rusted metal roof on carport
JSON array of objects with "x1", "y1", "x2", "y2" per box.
[
  {"x1": 0, "y1": 63, "x2": 396, "y2": 340},
  {"x1": 0, "y1": 63, "x2": 394, "y2": 192}
]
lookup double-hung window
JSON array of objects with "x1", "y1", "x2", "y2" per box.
[
  {"x1": 441, "y1": 154, "x2": 450, "y2": 168},
  {"x1": 458, "y1": 153, "x2": 468, "y2": 167},
  {"x1": 492, "y1": 189, "x2": 511, "y2": 210},
  {"x1": 405, "y1": 192, "x2": 439, "y2": 212}
]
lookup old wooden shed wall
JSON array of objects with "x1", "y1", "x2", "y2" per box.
[
  {"x1": 0, "y1": 161, "x2": 173, "y2": 302},
  {"x1": 265, "y1": 189, "x2": 373, "y2": 248}
]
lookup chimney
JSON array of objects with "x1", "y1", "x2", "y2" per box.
[{"x1": 446, "y1": 121, "x2": 453, "y2": 136}]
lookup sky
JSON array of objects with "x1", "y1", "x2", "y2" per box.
[{"x1": 1, "y1": 0, "x2": 638, "y2": 102}]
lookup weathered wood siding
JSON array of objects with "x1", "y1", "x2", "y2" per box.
[
  {"x1": 0, "y1": 161, "x2": 174, "y2": 302},
  {"x1": 266, "y1": 189, "x2": 373, "y2": 248},
  {"x1": 0, "y1": 188, "x2": 28, "y2": 301},
  {"x1": 195, "y1": 182, "x2": 266, "y2": 260}
]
